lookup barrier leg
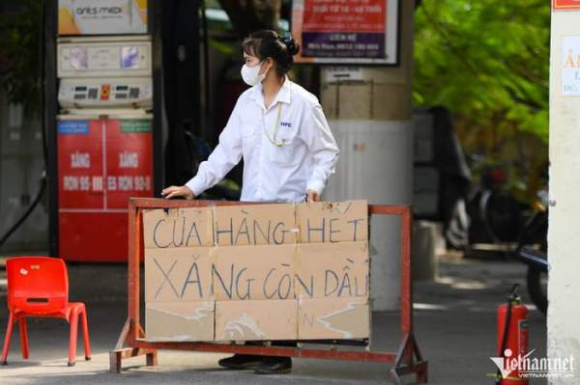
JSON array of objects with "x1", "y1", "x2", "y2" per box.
[
  {"x1": 138, "y1": 323, "x2": 158, "y2": 367},
  {"x1": 391, "y1": 333, "x2": 429, "y2": 384},
  {"x1": 109, "y1": 319, "x2": 158, "y2": 373}
]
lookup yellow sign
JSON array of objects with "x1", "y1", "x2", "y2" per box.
[{"x1": 58, "y1": 0, "x2": 148, "y2": 36}]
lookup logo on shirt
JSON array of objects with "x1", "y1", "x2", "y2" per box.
[{"x1": 280, "y1": 121, "x2": 292, "y2": 128}]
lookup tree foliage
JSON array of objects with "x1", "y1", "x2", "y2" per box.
[
  {"x1": 413, "y1": 1, "x2": 550, "y2": 143},
  {"x1": 0, "y1": 0, "x2": 42, "y2": 114}
]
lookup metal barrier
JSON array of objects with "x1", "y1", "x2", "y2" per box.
[{"x1": 110, "y1": 198, "x2": 428, "y2": 384}]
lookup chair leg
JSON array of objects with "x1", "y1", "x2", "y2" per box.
[
  {"x1": 1, "y1": 312, "x2": 16, "y2": 365},
  {"x1": 18, "y1": 318, "x2": 29, "y2": 359},
  {"x1": 80, "y1": 306, "x2": 91, "y2": 360},
  {"x1": 68, "y1": 308, "x2": 80, "y2": 367}
]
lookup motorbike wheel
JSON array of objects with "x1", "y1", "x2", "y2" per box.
[{"x1": 527, "y1": 266, "x2": 548, "y2": 316}]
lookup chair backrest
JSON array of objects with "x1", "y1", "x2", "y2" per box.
[{"x1": 6, "y1": 257, "x2": 69, "y2": 314}]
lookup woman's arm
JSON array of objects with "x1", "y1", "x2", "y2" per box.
[{"x1": 304, "y1": 104, "x2": 340, "y2": 197}]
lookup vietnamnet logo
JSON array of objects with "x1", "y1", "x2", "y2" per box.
[{"x1": 490, "y1": 348, "x2": 576, "y2": 380}]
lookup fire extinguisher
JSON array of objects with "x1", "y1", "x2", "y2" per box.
[{"x1": 496, "y1": 284, "x2": 529, "y2": 385}]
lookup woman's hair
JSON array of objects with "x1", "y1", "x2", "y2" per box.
[{"x1": 242, "y1": 30, "x2": 300, "y2": 77}]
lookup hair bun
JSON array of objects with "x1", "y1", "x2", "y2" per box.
[{"x1": 283, "y1": 32, "x2": 300, "y2": 56}]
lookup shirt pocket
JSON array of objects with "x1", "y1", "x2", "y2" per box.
[{"x1": 268, "y1": 134, "x2": 300, "y2": 165}]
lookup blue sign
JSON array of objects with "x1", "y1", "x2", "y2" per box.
[{"x1": 58, "y1": 120, "x2": 89, "y2": 135}]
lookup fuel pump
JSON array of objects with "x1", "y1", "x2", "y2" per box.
[{"x1": 46, "y1": 0, "x2": 162, "y2": 262}]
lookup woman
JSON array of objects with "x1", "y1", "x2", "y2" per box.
[{"x1": 162, "y1": 30, "x2": 339, "y2": 374}]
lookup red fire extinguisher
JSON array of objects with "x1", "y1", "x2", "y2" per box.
[{"x1": 496, "y1": 284, "x2": 529, "y2": 385}]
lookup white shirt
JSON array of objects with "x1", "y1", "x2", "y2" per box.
[{"x1": 186, "y1": 78, "x2": 339, "y2": 203}]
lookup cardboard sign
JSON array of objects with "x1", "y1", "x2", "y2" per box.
[
  {"x1": 298, "y1": 298, "x2": 370, "y2": 339},
  {"x1": 146, "y1": 301, "x2": 214, "y2": 342},
  {"x1": 213, "y1": 245, "x2": 295, "y2": 301},
  {"x1": 143, "y1": 207, "x2": 214, "y2": 249},
  {"x1": 145, "y1": 247, "x2": 216, "y2": 302},
  {"x1": 144, "y1": 201, "x2": 371, "y2": 342},
  {"x1": 295, "y1": 200, "x2": 368, "y2": 243},
  {"x1": 215, "y1": 300, "x2": 297, "y2": 341},
  {"x1": 213, "y1": 204, "x2": 298, "y2": 246},
  {"x1": 295, "y1": 242, "x2": 369, "y2": 299}
]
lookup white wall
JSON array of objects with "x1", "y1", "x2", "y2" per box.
[
  {"x1": 548, "y1": 9, "x2": 580, "y2": 384},
  {"x1": 320, "y1": 0, "x2": 415, "y2": 311},
  {"x1": 324, "y1": 121, "x2": 414, "y2": 310}
]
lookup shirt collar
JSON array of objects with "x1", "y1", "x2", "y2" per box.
[{"x1": 251, "y1": 76, "x2": 292, "y2": 110}]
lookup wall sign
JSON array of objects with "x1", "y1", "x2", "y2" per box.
[
  {"x1": 562, "y1": 36, "x2": 580, "y2": 96},
  {"x1": 292, "y1": 0, "x2": 400, "y2": 65},
  {"x1": 553, "y1": 0, "x2": 580, "y2": 10}
]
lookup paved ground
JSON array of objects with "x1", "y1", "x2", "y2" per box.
[{"x1": 0, "y1": 254, "x2": 548, "y2": 384}]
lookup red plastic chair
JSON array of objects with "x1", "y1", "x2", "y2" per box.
[{"x1": 1, "y1": 257, "x2": 91, "y2": 366}]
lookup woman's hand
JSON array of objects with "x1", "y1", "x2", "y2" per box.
[
  {"x1": 161, "y1": 185, "x2": 196, "y2": 200},
  {"x1": 306, "y1": 189, "x2": 320, "y2": 203}
]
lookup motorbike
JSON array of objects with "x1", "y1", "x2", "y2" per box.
[
  {"x1": 513, "y1": 191, "x2": 548, "y2": 315},
  {"x1": 446, "y1": 154, "x2": 549, "y2": 315}
]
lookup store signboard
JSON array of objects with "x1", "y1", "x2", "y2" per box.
[
  {"x1": 553, "y1": 0, "x2": 580, "y2": 10},
  {"x1": 292, "y1": 0, "x2": 400, "y2": 65},
  {"x1": 58, "y1": 0, "x2": 148, "y2": 35}
]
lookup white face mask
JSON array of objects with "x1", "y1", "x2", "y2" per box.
[{"x1": 241, "y1": 61, "x2": 268, "y2": 86}]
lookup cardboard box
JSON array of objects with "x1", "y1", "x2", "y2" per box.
[
  {"x1": 298, "y1": 298, "x2": 370, "y2": 340},
  {"x1": 295, "y1": 242, "x2": 369, "y2": 299},
  {"x1": 295, "y1": 201, "x2": 368, "y2": 243},
  {"x1": 146, "y1": 301, "x2": 214, "y2": 341},
  {"x1": 215, "y1": 300, "x2": 297, "y2": 341},
  {"x1": 145, "y1": 247, "x2": 216, "y2": 302},
  {"x1": 213, "y1": 204, "x2": 298, "y2": 246},
  {"x1": 213, "y1": 244, "x2": 295, "y2": 301},
  {"x1": 143, "y1": 200, "x2": 373, "y2": 343},
  {"x1": 143, "y1": 207, "x2": 214, "y2": 249}
]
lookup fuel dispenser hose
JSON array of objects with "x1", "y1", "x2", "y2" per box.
[{"x1": 0, "y1": 174, "x2": 46, "y2": 249}]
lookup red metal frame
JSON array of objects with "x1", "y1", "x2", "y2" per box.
[{"x1": 109, "y1": 198, "x2": 428, "y2": 384}]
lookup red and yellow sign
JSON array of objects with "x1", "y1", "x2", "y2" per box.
[
  {"x1": 553, "y1": 0, "x2": 580, "y2": 10},
  {"x1": 303, "y1": 0, "x2": 386, "y2": 32}
]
